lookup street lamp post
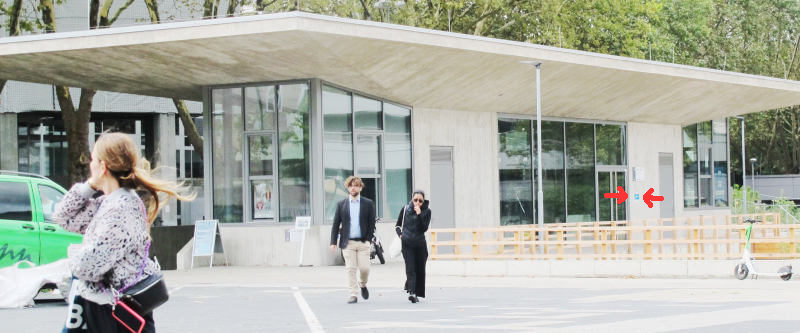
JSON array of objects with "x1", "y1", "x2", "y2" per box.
[
  {"x1": 750, "y1": 157, "x2": 757, "y2": 210},
  {"x1": 521, "y1": 60, "x2": 544, "y2": 252},
  {"x1": 736, "y1": 116, "x2": 746, "y2": 214}
]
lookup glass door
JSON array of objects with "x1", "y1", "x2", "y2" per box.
[
  {"x1": 245, "y1": 133, "x2": 277, "y2": 222},
  {"x1": 597, "y1": 169, "x2": 627, "y2": 221}
]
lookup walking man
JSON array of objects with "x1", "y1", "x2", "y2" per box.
[{"x1": 330, "y1": 176, "x2": 377, "y2": 304}]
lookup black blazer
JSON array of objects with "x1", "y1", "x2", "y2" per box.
[{"x1": 330, "y1": 196, "x2": 377, "y2": 249}]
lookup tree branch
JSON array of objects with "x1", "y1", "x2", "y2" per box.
[{"x1": 108, "y1": 0, "x2": 136, "y2": 25}]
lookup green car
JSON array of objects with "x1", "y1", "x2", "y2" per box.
[{"x1": 0, "y1": 171, "x2": 83, "y2": 268}]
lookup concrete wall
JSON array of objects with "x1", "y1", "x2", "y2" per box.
[
  {"x1": 429, "y1": 259, "x2": 798, "y2": 279},
  {"x1": 413, "y1": 108, "x2": 499, "y2": 228},
  {"x1": 0, "y1": 112, "x2": 18, "y2": 171},
  {"x1": 176, "y1": 222, "x2": 401, "y2": 268}
]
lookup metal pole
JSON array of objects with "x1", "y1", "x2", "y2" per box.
[
  {"x1": 39, "y1": 123, "x2": 45, "y2": 176},
  {"x1": 741, "y1": 117, "x2": 746, "y2": 214},
  {"x1": 536, "y1": 64, "x2": 544, "y2": 239},
  {"x1": 750, "y1": 159, "x2": 756, "y2": 209}
]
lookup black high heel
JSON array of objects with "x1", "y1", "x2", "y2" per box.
[{"x1": 408, "y1": 293, "x2": 418, "y2": 303}]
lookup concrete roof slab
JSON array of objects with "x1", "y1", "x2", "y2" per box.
[{"x1": 2, "y1": 12, "x2": 800, "y2": 125}]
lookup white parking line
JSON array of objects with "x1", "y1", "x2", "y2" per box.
[{"x1": 292, "y1": 286, "x2": 325, "y2": 333}]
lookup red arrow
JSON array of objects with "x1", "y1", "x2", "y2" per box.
[
  {"x1": 643, "y1": 188, "x2": 664, "y2": 208},
  {"x1": 603, "y1": 186, "x2": 628, "y2": 204}
]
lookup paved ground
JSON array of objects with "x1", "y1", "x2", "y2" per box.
[{"x1": 4, "y1": 262, "x2": 800, "y2": 332}]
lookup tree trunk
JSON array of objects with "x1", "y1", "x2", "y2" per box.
[
  {"x1": 89, "y1": 0, "x2": 100, "y2": 29},
  {"x1": 173, "y1": 99, "x2": 203, "y2": 158},
  {"x1": 142, "y1": 0, "x2": 205, "y2": 158},
  {"x1": 56, "y1": 87, "x2": 94, "y2": 184},
  {"x1": 227, "y1": 0, "x2": 238, "y2": 17},
  {"x1": 99, "y1": 0, "x2": 113, "y2": 27},
  {"x1": 9, "y1": 0, "x2": 23, "y2": 35},
  {"x1": 144, "y1": 0, "x2": 160, "y2": 22},
  {"x1": 41, "y1": 0, "x2": 56, "y2": 32}
]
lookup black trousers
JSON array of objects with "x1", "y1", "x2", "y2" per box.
[
  {"x1": 63, "y1": 295, "x2": 155, "y2": 333},
  {"x1": 401, "y1": 241, "x2": 428, "y2": 298}
]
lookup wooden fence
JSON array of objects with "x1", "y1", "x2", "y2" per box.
[{"x1": 429, "y1": 213, "x2": 800, "y2": 260}]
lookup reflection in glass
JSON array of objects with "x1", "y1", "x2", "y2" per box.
[
  {"x1": 384, "y1": 103, "x2": 412, "y2": 215},
  {"x1": 244, "y1": 86, "x2": 275, "y2": 131},
  {"x1": 539, "y1": 121, "x2": 565, "y2": 223},
  {"x1": 212, "y1": 88, "x2": 243, "y2": 223},
  {"x1": 356, "y1": 134, "x2": 382, "y2": 175},
  {"x1": 323, "y1": 86, "x2": 354, "y2": 220},
  {"x1": 596, "y1": 124, "x2": 625, "y2": 165},
  {"x1": 712, "y1": 120, "x2": 728, "y2": 206},
  {"x1": 616, "y1": 172, "x2": 626, "y2": 220},
  {"x1": 278, "y1": 83, "x2": 311, "y2": 222},
  {"x1": 354, "y1": 95, "x2": 382, "y2": 130},
  {"x1": 683, "y1": 124, "x2": 698, "y2": 207},
  {"x1": 38, "y1": 185, "x2": 64, "y2": 222},
  {"x1": 565, "y1": 122, "x2": 595, "y2": 222},
  {"x1": 498, "y1": 118, "x2": 533, "y2": 225},
  {"x1": 322, "y1": 86, "x2": 352, "y2": 132},
  {"x1": 248, "y1": 136, "x2": 273, "y2": 176}
]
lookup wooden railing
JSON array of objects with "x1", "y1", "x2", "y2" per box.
[{"x1": 429, "y1": 213, "x2": 800, "y2": 260}]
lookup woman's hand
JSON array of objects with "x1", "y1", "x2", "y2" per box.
[
  {"x1": 87, "y1": 176, "x2": 101, "y2": 191},
  {"x1": 414, "y1": 205, "x2": 421, "y2": 215}
]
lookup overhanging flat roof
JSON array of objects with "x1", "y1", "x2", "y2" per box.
[{"x1": 2, "y1": 11, "x2": 800, "y2": 125}]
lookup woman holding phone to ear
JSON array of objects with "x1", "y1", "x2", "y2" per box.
[
  {"x1": 394, "y1": 190, "x2": 431, "y2": 303},
  {"x1": 54, "y1": 132, "x2": 194, "y2": 332}
]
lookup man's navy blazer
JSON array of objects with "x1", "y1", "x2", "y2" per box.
[{"x1": 330, "y1": 196, "x2": 377, "y2": 249}]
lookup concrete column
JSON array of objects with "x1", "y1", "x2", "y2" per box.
[
  {"x1": 0, "y1": 113, "x2": 18, "y2": 171},
  {"x1": 154, "y1": 113, "x2": 178, "y2": 226}
]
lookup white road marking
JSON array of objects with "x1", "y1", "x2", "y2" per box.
[
  {"x1": 168, "y1": 286, "x2": 183, "y2": 295},
  {"x1": 292, "y1": 286, "x2": 325, "y2": 333}
]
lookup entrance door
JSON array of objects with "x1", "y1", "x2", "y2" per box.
[
  {"x1": 597, "y1": 169, "x2": 627, "y2": 221},
  {"x1": 659, "y1": 153, "x2": 675, "y2": 218},
  {"x1": 245, "y1": 133, "x2": 277, "y2": 222}
]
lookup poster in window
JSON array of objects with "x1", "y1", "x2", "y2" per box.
[{"x1": 253, "y1": 181, "x2": 273, "y2": 219}]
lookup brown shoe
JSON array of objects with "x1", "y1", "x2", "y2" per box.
[{"x1": 347, "y1": 296, "x2": 357, "y2": 304}]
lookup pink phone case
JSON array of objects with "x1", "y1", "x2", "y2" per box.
[{"x1": 112, "y1": 300, "x2": 145, "y2": 333}]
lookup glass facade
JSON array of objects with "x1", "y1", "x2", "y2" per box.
[
  {"x1": 210, "y1": 82, "x2": 410, "y2": 224},
  {"x1": 683, "y1": 120, "x2": 728, "y2": 208},
  {"x1": 498, "y1": 118, "x2": 533, "y2": 225},
  {"x1": 321, "y1": 85, "x2": 412, "y2": 221},
  {"x1": 498, "y1": 117, "x2": 626, "y2": 224}
]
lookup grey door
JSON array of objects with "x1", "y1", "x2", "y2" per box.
[
  {"x1": 659, "y1": 153, "x2": 675, "y2": 218},
  {"x1": 430, "y1": 147, "x2": 454, "y2": 229}
]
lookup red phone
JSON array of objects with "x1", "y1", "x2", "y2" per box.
[{"x1": 112, "y1": 300, "x2": 145, "y2": 333}]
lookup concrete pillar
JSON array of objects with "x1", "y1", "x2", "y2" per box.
[
  {"x1": 154, "y1": 113, "x2": 178, "y2": 226},
  {"x1": 0, "y1": 113, "x2": 18, "y2": 171}
]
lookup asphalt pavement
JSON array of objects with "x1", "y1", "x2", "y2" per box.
[{"x1": 4, "y1": 262, "x2": 800, "y2": 332}]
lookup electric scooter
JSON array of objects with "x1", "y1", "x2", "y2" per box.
[{"x1": 734, "y1": 219, "x2": 793, "y2": 280}]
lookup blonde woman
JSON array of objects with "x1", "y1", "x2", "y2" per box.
[{"x1": 55, "y1": 132, "x2": 194, "y2": 332}]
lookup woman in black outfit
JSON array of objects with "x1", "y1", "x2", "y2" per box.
[{"x1": 395, "y1": 190, "x2": 431, "y2": 303}]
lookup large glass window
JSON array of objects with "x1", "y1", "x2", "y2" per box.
[
  {"x1": 321, "y1": 84, "x2": 412, "y2": 220},
  {"x1": 683, "y1": 125, "x2": 698, "y2": 207},
  {"x1": 683, "y1": 120, "x2": 728, "y2": 208},
  {"x1": 211, "y1": 88, "x2": 244, "y2": 223},
  {"x1": 384, "y1": 103, "x2": 412, "y2": 217},
  {"x1": 565, "y1": 123, "x2": 596, "y2": 222},
  {"x1": 499, "y1": 118, "x2": 624, "y2": 224},
  {"x1": 498, "y1": 118, "x2": 533, "y2": 225},
  {"x1": 712, "y1": 120, "x2": 728, "y2": 207},
  {"x1": 323, "y1": 86, "x2": 354, "y2": 220},
  {"x1": 278, "y1": 84, "x2": 311, "y2": 222},
  {"x1": 540, "y1": 121, "x2": 566, "y2": 223}
]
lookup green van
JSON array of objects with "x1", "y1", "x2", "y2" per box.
[{"x1": 0, "y1": 171, "x2": 83, "y2": 268}]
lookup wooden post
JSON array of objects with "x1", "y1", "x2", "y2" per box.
[
  {"x1": 645, "y1": 229, "x2": 652, "y2": 259},
  {"x1": 454, "y1": 232, "x2": 461, "y2": 255},
  {"x1": 472, "y1": 231, "x2": 480, "y2": 260},
  {"x1": 431, "y1": 231, "x2": 438, "y2": 259}
]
